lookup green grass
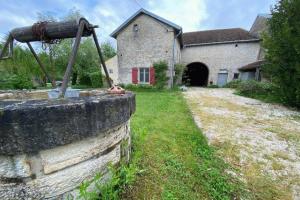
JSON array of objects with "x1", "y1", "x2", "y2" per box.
[
  {"x1": 236, "y1": 92, "x2": 282, "y2": 104},
  {"x1": 122, "y1": 90, "x2": 247, "y2": 200}
]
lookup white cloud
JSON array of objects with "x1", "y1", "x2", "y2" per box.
[{"x1": 147, "y1": 0, "x2": 208, "y2": 32}]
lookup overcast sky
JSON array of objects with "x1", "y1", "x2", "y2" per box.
[{"x1": 0, "y1": 0, "x2": 276, "y2": 44}]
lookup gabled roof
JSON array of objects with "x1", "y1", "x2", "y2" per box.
[
  {"x1": 239, "y1": 60, "x2": 265, "y2": 71},
  {"x1": 110, "y1": 9, "x2": 182, "y2": 38},
  {"x1": 182, "y1": 28, "x2": 259, "y2": 47}
]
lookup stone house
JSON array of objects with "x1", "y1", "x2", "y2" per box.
[
  {"x1": 106, "y1": 9, "x2": 268, "y2": 87},
  {"x1": 238, "y1": 14, "x2": 271, "y2": 81}
]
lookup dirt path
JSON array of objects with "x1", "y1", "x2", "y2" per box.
[{"x1": 184, "y1": 88, "x2": 300, "y2": 200}]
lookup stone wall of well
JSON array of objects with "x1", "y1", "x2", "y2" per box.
[
  {"x1": 116, "y1": 14, "x2": 180, "y2": 85},
  {"x1": 181, "y1": 42, "x2": 261, "y2": 84},
  {"x1": 0, "y1": 92, "x2": 135, "y2": 199},
  {"x1": 0, "y1": 122, "x2": 130, "y2": 199}
]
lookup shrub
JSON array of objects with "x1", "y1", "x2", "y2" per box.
[
  {"x1": 78, "y1": 73, "x2": 92, "y2": 86},
  {"x1": 224, "y1": 80, "x2": 242, "y2": 88},
  {"x1": 207, "y1": 84, "x2": 219, "y2": 88},
  {"x1": 0, "y1": 74, "x2": 33, "y2": 90},
  {"x1": 174, "y1": 63, "x2": 184, "y2": 85},
  {"x1": 12, "y1": 74, "x2": 34, "y2": 89},
  {"x1": 89, "y1": 71, "x2": 103, "y2": 88},
  {"x1": 181, "y1": 66, "x2": 190, "y2": 86},
  {"x1": 237, "y1": 80, "x2": 274, "y2": 96},
  {"x1": 153, "y1": 60, "x2": 169, "y2": 89},
  {"x1": 122, "y1": 84, "x2": 155, "y2": 91}
]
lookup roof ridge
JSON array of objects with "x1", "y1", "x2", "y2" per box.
[
  {"x1": 110, "y1": 8, "x2": 182, "y2": 38},
  {"x1": 183, "y1": 28, "x2": 248, "y2": 34}
]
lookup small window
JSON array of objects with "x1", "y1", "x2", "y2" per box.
[
  {"x1": 233, "y1": 73, "x2": 239, "y2": 79},
  {"x1": 133, "y1": 24, "x2": 139, "y2": 32},
  {"x1": 109, "y1": 69, "x2": 113, "y2": 74},
  {"x1": 139, "y1": 68, "x2": 150, "y2": 83}
]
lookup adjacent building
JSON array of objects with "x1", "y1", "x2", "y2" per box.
[{"x1": 105, "y1": 9, "x2": 269, "y2": 87}]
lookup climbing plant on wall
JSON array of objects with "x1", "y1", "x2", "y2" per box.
[{"x1": 153, "y1": 60, "x2": 169, "y2": 89}]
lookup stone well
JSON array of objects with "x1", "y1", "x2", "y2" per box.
[{"x1": 0, "y1": 90, "x2": 135, "y2": 199}]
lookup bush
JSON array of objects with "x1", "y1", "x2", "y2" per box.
[
  {"x1": 122, "y1": 84, "x2": 155, "y2": 91},
  {"x1": 77, "y1": 71, "x2": 103, "y2": 88},
  {"x1": 89, "y1": 71, "x2": 103, "y2": 88},
  {"x1": 224, "y1": 80, "x2": 242, "y2": 88},
  {"x1": 235, "y1": 80, "x2": 282, "y2": 104},
  {"x1": 174, "y1": 63, "x2": 184, "y2": 85},
  {"x1": 78, "y1": 73, "x2": 92, "y2": 86},
  {"x1": 0, "y1": 74, "x2": 33, "y2": 90},
  {"x1": 153, "y1": 60, "x2": 169, "y2": 89},
  {"x1": 207, "y1": 84, "x2": 219, "y2": 88},
  {"x1": 237, "y1": 80, "x2": 274, "y2": 95}
]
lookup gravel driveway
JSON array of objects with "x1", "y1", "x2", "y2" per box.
[{"x1": 184, "y1": 88, "x2": 300, "y2": 200}]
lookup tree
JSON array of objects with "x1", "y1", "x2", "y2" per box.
[
  {"x1": 263, "y1": 0, "x2": 300, "y2": 107},
  {"x1": 100, "y1": 42, "x2": 116, "y2": 61}
]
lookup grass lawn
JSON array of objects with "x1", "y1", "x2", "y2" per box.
[{"x1": 122, "y1": 90, "x2": 246, "y2": 200}]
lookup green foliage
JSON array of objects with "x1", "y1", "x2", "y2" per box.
[
  {"x1": 235, "y1": 80, "x2": 282, "y2": 104},
  {"x1": 75, "y1": 162, "x2": 139, "y2": 200},
  {"x1": 207, "y1": 84, "x2": 219, "y2": 88},
  {"x1": 122, "y1": 91, "x2": 247, "y2": 199},
  {"x1": 78, "y1": 73, "x2": 92, "y2": 86},
  {"x1": 153, "y1": 60, "x2": 169, "y2": 89},
  {"x1": 237, "y1": 80, "x2": 274, "y2": 95},
  {"x1": 101, "y1": 42, "x2": 117, "y2": 61},
  {"x1": 181, "y1": 66, "x2": 190, "y2": 86},
  {"x1": 0, "y1": 9, "x2": 116, "y2": 90},
  {"x1": 224, "y1": 80, "x2": 242, "y2": 88},
  {"x1": 263, "y1": 0, "x2": 300, "y2": 108},
  {"x1": 120, "y1": 84, "x2": 155, "y2": 91},
  {"x1": 89, "y1": 71, "x2": 103, "y2": 88},
  {"x1": 0, "y1": 45, "x2": 41, "y2": 89},
  {"x1": 174, "y1": 63, "x2": 184, "y2": 85}
]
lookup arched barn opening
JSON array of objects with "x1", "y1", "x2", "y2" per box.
[{"x1": 182, "y1": 62, "x2": 209, "y2": 86}]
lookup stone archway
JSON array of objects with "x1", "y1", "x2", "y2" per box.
[{"x1": 182, "y1": 62, "x2": 209, "y2": 86}]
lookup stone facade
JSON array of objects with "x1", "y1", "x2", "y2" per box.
[
  {"x1": 181, "y1": 42, "x2": 261, "y2": 84},
  {"x1": 111, "y1": 9, "x2": 265, "y2": 87},
  {"x1": 115, "y1": 14, "x2": 180, "y2": 86},
  {"x1": 104, "y1": 55, "x2": 119, "y2": 84}
]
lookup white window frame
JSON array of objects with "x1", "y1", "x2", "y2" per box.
[{"x1": 139, "y1": 68, "x2": 150, "y2": 84}]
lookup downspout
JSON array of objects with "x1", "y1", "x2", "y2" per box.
[{"x1": 170, "y1": 29, "x2": 182, "y2": 88}]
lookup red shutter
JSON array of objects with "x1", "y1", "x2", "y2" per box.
[
  {"x1": 132, "y1": 68, "x2": 138, "y2": 84},
  {"x1": 150, "y1": 67, "x2": 155, "y2": 85}
]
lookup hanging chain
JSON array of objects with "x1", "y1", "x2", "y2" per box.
[{"x1": 32, "y1": 21, "x2": 63, "y2": 51}]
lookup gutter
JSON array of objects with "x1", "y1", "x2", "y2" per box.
[{"x1": 170, "y1": 29, "x2": 182, "y2": 88}]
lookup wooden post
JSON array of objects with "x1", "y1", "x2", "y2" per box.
[
  {"x1": 27, "y1": 42, "x2": 56, "y2": 88},
  {"x1": 92, "y1": 29, "x2": 112, "y2": 87},
  {"x1": 59, "y1": 20, "x2": 86, "y2": 98}
]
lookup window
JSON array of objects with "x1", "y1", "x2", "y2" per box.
[
  {"x1": 139, "y1": 68, "x2": 149, "y2": 83},
  {"x1": 109, "y1": 69, "x2": 113, "y2": 74},
  {"x1": 233, "y1": 73, "x2": 239, "y2": 79},
  {"x1": 133, "y1": 24, "x2": 139, "y2": 32},
  {"x1": 133, "y1": 24, "x2": 139, "y2": 37}
]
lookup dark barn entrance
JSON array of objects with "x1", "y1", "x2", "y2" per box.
[{"x1": 182, "y1": 62, "x2": 209, "y2": 86}]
